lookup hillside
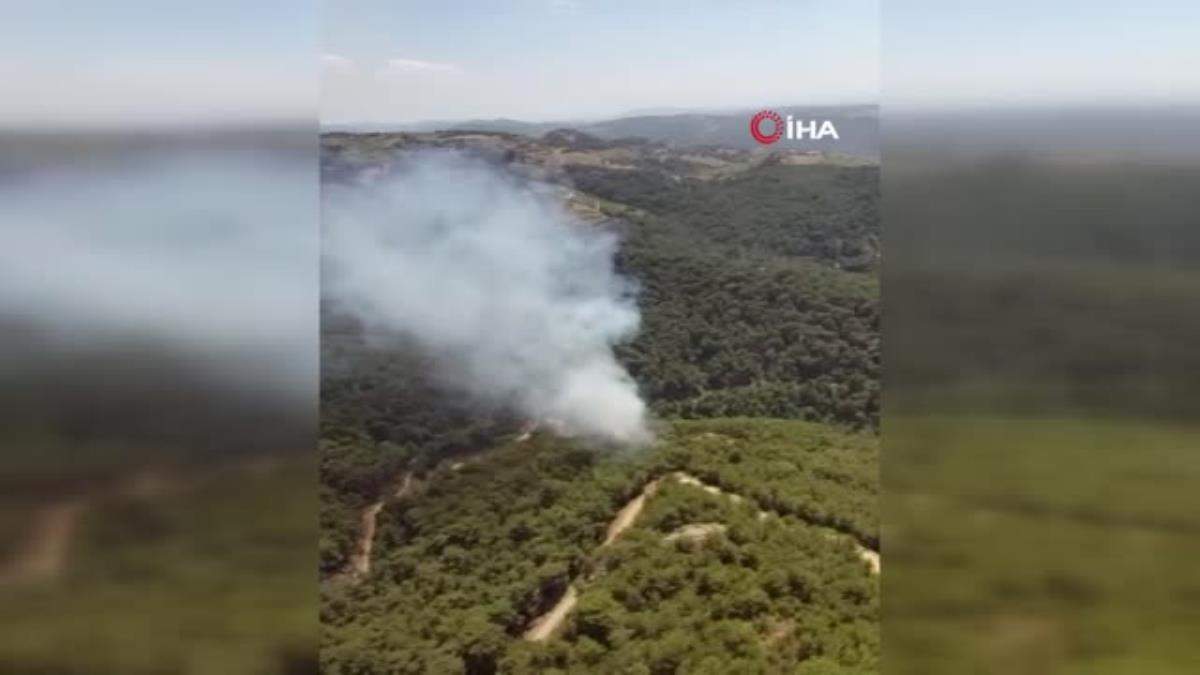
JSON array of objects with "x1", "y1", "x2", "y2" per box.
[
  {"x1": 321, "y1": 130, "x2": 879, "y2": 431},
  {"x1": 319, "y1": 128, "x2": 879, "y2": 673},
  {"x1": 336, "y1": 106, "x2": 879, "y2": 158},
  {"x1": 579, "y1": 106, "x2": 877, "y2": 157},
  {"x1": 321, "y1": 419, "x2": 878, "y2": 674}
]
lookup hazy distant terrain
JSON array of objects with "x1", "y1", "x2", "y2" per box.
[{"x1": 324, "y1": 105, "x2": 879, "y2": 157}]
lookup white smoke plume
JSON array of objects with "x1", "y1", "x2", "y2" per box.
[{"x1": 322, "y1": 150, "x2": 652, "y2": 445}]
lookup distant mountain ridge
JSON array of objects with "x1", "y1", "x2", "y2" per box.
[{"x1": 326, "y1": 105, "x2": 878, "y2": 157}]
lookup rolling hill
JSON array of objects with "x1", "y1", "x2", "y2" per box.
[{"x1": 326, "y1": 106, "x2": 878, "y2": 158}]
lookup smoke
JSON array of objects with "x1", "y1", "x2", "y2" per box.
[{"x1": 322, "y1": 150, "x2": 652, "y2": 445}]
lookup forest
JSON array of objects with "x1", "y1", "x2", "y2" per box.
[
  {"x1": 321, "y1": 420, "x2": 878, "y2": 674},
  {"x1": 319, "y1": 134, "x2": 881, "y2": 673},
  {"x1": 608, "y1": 163, "x2": 880, "y2": 429}
]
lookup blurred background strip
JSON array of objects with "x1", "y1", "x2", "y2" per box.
[
  {"x1": 0, "y1": 2, "x2": 319, "y2": 673},
  {"x1": 882, "y1": 2, "x2": 1200, "y2": 673}
]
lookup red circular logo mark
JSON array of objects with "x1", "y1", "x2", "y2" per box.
[{"x1": 750, "y1": 109, "x2": 783, "y2": 145}]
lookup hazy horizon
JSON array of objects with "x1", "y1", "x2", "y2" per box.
[
  {"x1": 7, "y1": 1, "x2": 1198, "y2": 129},
  {"x1": 318, "y1": 100, "x2": 881, "y2": 130},
  {"x1": 322, "y1": 1, "x2": 880, "y2": 126}
]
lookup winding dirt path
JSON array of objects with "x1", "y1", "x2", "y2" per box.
[
  {"x1": 335, "y1": 424, "x2": 531, "y2": 584},
  {"x1": 394, "y1": 472, "x2": 415, "y2": 499},
  {"x1": 523, "y1": 471, "x2": 880, "y2": 641},
  {"x1": 338, "y1": 472, "x2": 415, "y2": 581},
  {"x1": 603, "y1": 479, "x2": 661, "y2": 546},
  {"x1": 346, "y1": 501, "x2": 385, "y2": 577},
  {"x1": 523, "y1": 586, "x2": 579, "y2": 642},
  {"x1": 524, "y1": 478, "x2": 662, "y2": 641},
  {"x1": 672, "y1": 472, "x2": 881, "y2": 573}
]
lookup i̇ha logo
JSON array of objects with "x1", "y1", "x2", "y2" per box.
[{"x1": 749, "y1": 109, "x2": 839, "y2": 145}]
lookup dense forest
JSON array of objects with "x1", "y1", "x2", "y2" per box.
[
  {"x1": 320, "y1": 344, "x2": 521, "y2": 574},
  {"x1": 319, "y1": 133, "x2": 880, "y2": 673},
  {"x1": 321, "y1": 420, "x2": 878, "y2": 674},
  {"x1": 569, "y1": 163, "x2": 879, "y2": 268},
  {"x1": 591, "y1": 163, "x2": 880, "y2": 429}
]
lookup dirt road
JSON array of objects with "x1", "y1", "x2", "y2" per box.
[
  {"x1": 673, "y1": 471, "x2": 881, "y2": 573},
  {"x1": 337, "y1": 471, "x2": 415, "y2": 581},
  {"x1": 346, "y1": 500, "x2": 385, "y2": 577},
  {"x1": 603, "y1": 479, "x2": 660, "y2": 546},
  {"x1": 522, "y1": 586, "x2": 579, "y2": 641},
  {"x1": 526, "y1": 478, "x2": 662, "y2": 641},
  {"x1": 522, "y1": 471, "x2": 880, "y2": 641}
]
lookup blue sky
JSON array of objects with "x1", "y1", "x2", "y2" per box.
[
  {"x1": 5, "y1": 1, "x2": 1196, "y2": 126},
  {"x1": 322, "y1": 0, "x2": 879, "y2": 124}
]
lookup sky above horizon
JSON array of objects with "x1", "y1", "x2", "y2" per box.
[
  {"x1": 322, "y1": 0, "x2": 880, "y2": 125},
  {"x1": 3, "y1": 1, "x2": 1197, "y2": 128}
]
